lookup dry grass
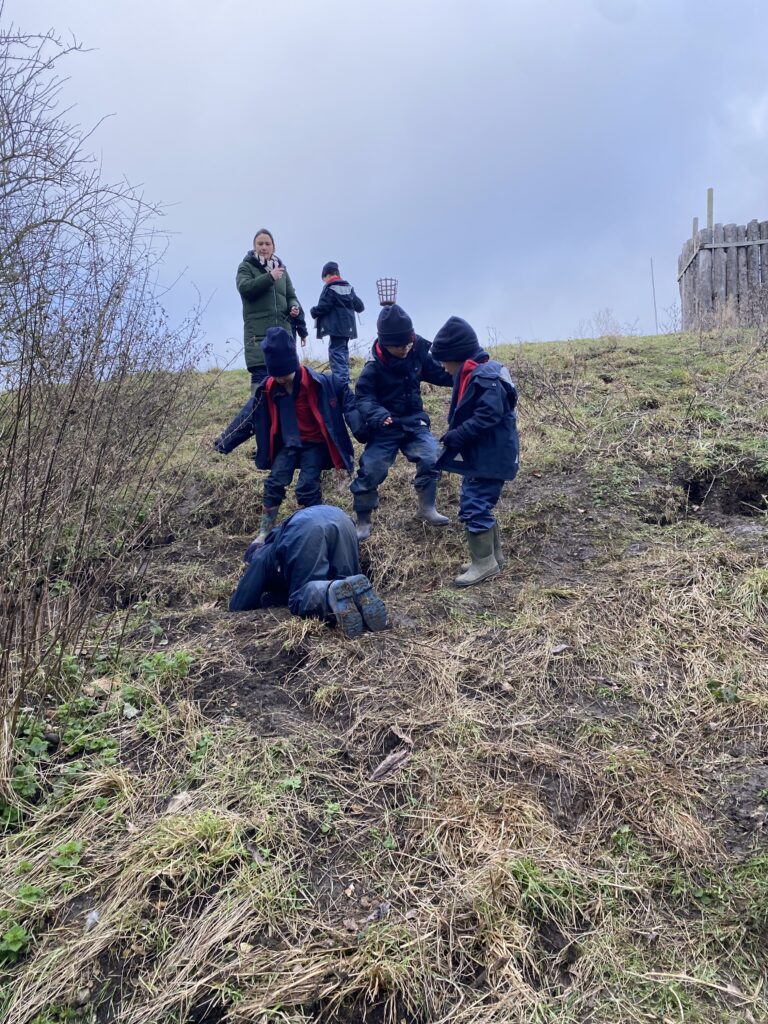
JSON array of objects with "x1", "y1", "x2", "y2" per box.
[{"x1": 1, "y1": 330, "x2": 767, "y2": 1024}]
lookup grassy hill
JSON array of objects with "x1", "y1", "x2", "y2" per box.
[{"x1": 2, "y1": 330, "x2": 767, "y2": 1024}]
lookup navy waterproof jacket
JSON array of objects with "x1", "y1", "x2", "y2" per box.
[
  {"x1": 436, "y1": 359, "x2": 519, "y2": 480},
  {"x1": 229, "y1": 505, "x2": 360, "y2": 612},
  {"x1": 310, "y1": 278, "x2": 364, "y2": 339},
  {"x1": 214, "y1": 367, "x2": 365, "y2": 473},
  {"x1": 355, "y1": 336, "x2": 453, "y2": 434}
]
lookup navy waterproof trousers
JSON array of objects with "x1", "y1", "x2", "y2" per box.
[
  {"x1": 459, "y1": 477, "x2": 505, "y2": 532},
  {"x1": 230, "y1": 505, "x2": 360, "y2": 615},
  {"x1": 350, "y1": 427, "x2": 440, "y2": 513}
]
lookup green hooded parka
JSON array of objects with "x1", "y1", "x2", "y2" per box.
[{"x1": 236, "y1": 252, "x2": 302, "y2": 370}]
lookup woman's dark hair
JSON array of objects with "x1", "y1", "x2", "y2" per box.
[{"x1": 253, "y1": 228, "x2": 275, "y2": 246}]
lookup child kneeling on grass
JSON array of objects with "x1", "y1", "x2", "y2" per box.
[
  {"x1": 431, "y1": 317, "x2": 519, "y2": 587},
  {"x1": 214, "y1": 327, "x2": 365, "y2": 545},
  {"x1": 229, "y1": 505, "x2": 387, "y2": 639}
]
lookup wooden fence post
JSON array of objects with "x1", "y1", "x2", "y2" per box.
[
  {"x1": 696, "y1": 228, "x2": 713, "y2": 320},
  {"x1": 737, "y1": 224, "x2": 748, "y2": 321},
  {"x1": 724, "y1": 223, "x2": 738, "y2": 321},
  {"x1": 747, "y1": 220, "x2": 760, "y2": 289},
  {"x1": 712, "y1": 222, "x2": 726, "y2": 313},
  {"x1": 680, "y1": 237, "x2": 694, "y2": 329},
  {"x1": 745, "y1": 220, "x2": 760, "y2": 323}
]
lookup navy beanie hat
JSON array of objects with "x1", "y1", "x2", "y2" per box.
[
  {"x1": 377, "y1": 304, "x2": 414, "y2": 347},
  {"x1": 262, "y1": 327, "x2": 300, "y2": 377},
  {"x1": 321, "y1": 261, "x2": 340, "y2": 277},
  {"x1": 430, "y1": 317, "x2": 481, "y2": 362}
]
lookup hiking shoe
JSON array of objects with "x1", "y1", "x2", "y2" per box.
[
  {"x1": 347, "y1": 574, "x2": 388, "y2": 632},
  {"x1": 327, "y1": 579, "x2": 364, "y2": 638}
]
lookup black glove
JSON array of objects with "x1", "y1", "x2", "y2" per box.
[{"x1": 440, "y1": 429, "x2": 461, "y2": 452}]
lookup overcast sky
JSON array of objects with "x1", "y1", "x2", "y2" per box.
[{"x1": 6, "y1": 0, "x2": 768, "y2": 363}]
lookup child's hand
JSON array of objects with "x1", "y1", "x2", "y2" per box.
[
  {"x1": 440, "y1": 429, "x2": 461, "y2": 451},
  {"x1": 299, "y1": 335, "x2": 307, "y2": 348},
  {"x1": 382, "y1": 416, "x2": 394, "y2": 426}
]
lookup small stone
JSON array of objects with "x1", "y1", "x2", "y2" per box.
[
  {"x1": 75, "y1": 988, "x2": 92, "y2": 1007},
  {"x1": 165, "y1": 791, "x2": 193, "y2": 815}
]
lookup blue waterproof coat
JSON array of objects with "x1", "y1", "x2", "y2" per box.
[
  {"x1": 215, "y1": 367, "x2": 365, "y2": 473},
  {"x1": 436, "y1": 358, "x2": 519, "y2": 480},
  {"x1": 355, "y1": 337, "x2": 453, "y2": 434},
  {"x1": 310, "y1": 278, "x2": 364, "y2": 339},
  {"x1": 229, "y1": 505, "x2": 360, "y2": 615}
]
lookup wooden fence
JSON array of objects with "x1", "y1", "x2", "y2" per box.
[{"x1": 678, "y1": 209, "x2": 768, "y2": 329}]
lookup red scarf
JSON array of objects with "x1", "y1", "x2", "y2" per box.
[
  {"x1": 456, "y1": 359, "x2": 479, "y2": 405},
  {"x1": 265, "y1": 368, "x2": 344, "y2": 469}
]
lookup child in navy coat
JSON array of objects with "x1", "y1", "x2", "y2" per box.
[
  {"x1": 350, "y1": 304, "x2": 454, "y2": 539},
  {"x1": 310, "y1": 261, "x2": 365, "y2": 385},
  {"x1": 229, "y1": 505, "x2": 387, "y2": 638},
  {"x1": 214, "y1": 327, "x2": 365, "y2": 545},
  {"x1": 431, "y1": 317, "x2": 519, "y2": 587}
]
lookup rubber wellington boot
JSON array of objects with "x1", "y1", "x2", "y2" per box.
[
  {"x1": 455, "y1": 528, "x2": 500, "y2": 588},
  {"x1": 492, "y1": 522, "x2": 505, "y2": 570},
  {"x1": 355, "y1": 510, "x2": 372, "y2": 541},
  {"x1": 347, "y1": 574, "x2": 388, "y2": 632},
  {"x1": 462, "y1": 522, "x2": 505, "y2": 571},
  {"x1": 326, "y1": 579, "x2": 364, "y2": 638},
  {"x1": 416, "y1": 487, "x2": 450, "y2": 526},
  {"x1": 251, "y1": 506, "x2": 279, "y2": 550}
]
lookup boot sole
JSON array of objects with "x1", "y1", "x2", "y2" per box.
[
  {"x1": 416, "y1": 515, "x2": 450, "y2": 527},
  {"x1": 327, "y1": 580, "x2": 364, "y2": 638},
  {"x1": 454, "y1": 564, "x2": 501, "y2": 588},
  {"x1": 347, "y1": 575, "x2": 388, "y2": 632}
]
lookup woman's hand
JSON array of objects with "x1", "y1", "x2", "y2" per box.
[
  {"x1": 270, "y1": 267, "x2": 284, "y2": 281},
  {"x1": 289, "y1": 305, "x2": 300, "y2": 317}
]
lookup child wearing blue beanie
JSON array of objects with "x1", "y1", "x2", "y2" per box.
[
  {"x1": 432, "y1": 317, "x2": 520, "y2": 587},
  {"x1": 349, "y1": 304, "x2": 454, "y2": 539},
  {"x1": 214, "y1": 327, "x2": 366, "y2": 544}
]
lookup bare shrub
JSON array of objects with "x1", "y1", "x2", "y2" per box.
[{"x1": 0, "y1": 16, "x2": 205, "y2": 776}]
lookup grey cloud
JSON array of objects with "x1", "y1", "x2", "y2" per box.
[{"x1": 5, "y1": 0, "x2": 768, "y2": 362}]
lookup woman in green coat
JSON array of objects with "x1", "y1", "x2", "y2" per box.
[{"x1": 237, "y1": 228, "x2": 305, "y2": 393}]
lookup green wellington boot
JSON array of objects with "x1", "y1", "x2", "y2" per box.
[
  {"x1": 462, "y1": 522, "x2": 505, "y2": 571},
  {"x1": 253, "y1": 505, "x2": 279, "y2": 547},
  {"x1": 416, "y1": 488, "x2": 450, "y2": 526},
  {"x1": 455, "y1": 528, "x2": 500, "y2": 588},
  {"x1": 492, "y1": 522, "x2": 505, "y2": 569}
]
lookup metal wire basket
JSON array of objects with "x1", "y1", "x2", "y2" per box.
[{"x1": 376, "y1": 277, "x2": 398, "y2": 306}]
